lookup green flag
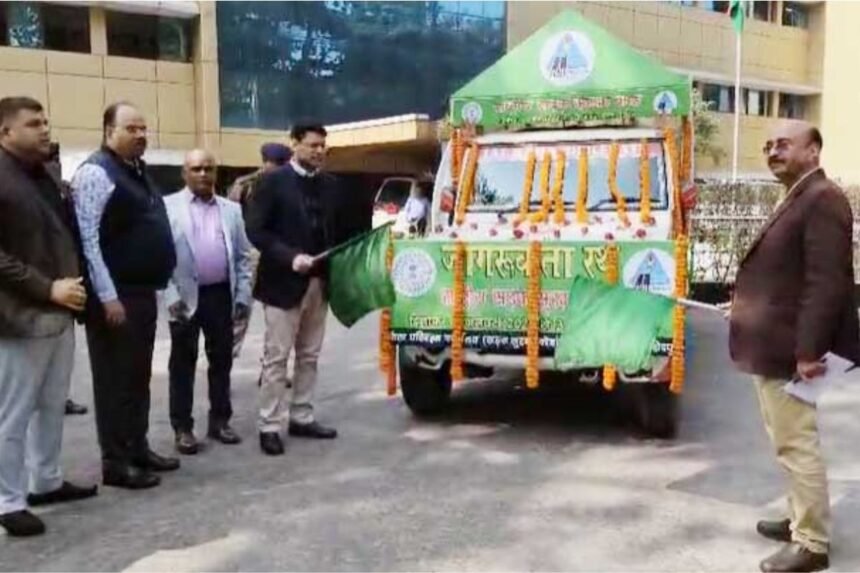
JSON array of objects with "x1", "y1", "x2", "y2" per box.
[
  {"x1": 326, "y1": 223, "x2": 396, "y2": 328},
  {"x1": 554, "y1": 276, "x2": 675, "y2": 372},
  {"x1": 728, "y1": 0, "x2": 745, "y2": 34}
]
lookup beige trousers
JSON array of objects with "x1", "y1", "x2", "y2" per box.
[
  {"x1": 258, "y1": 278, "x2": 328, "y2": 431},
  {"x1": 754, "y1": 376, "x2": 830, "y2": 554}
]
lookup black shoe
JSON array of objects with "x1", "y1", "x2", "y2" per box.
[
  {"x1": 760, "y1": 542, "x2": 829, "y2": 573},
  {"x1": 102, "y1": 464, "x2": 161, "y2": 490},
  {"x1": 64, "y1": 399, "x2": 88, "y2": 416},
  {"x1": 0, "y1": 510, "x2": 45, "y2": 537},
  {"x1": 27, "y1": 481, "x2": 98, "y2": 507},
  {"x1": 757, "y1": 518, "x2": 792, "y2": 543},
  {"x1": 175, "y1": 431, "x2": 199, "y2": 455},
  {"x1": 134, "y1": 450, "x2": 180, "y2": 472},
  {"x1": 288, "y1": 421, "x2": 337, "y2": 439},
  {"x1": 208, "y1": 425, "x2": 241, "y2": 445},
  {"x1": 259, "y1": 432, "x2": 284, "y2": 456}
]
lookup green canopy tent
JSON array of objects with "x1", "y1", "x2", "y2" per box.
[{"x1": 450, "y1": 10, "x2": 692, "y2": 130}]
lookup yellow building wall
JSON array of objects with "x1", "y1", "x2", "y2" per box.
[
  {"x1": 0, "y1": 7, "x2": 196, "y2": 156},
  {"x1": 506, "y1": 1, "x2": 827, "y2": 179},
  {"x1": 818, "y1": 1, "x2": 860, "y2": 185}
]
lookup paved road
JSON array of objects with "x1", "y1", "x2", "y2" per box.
[{"x1": 2, "y1": 308, "x2": 859, "y2": 572}]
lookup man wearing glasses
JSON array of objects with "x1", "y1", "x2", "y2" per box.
[
  {"x1": 162, "y1": 150, "x2": 253, "y2": 455},
  {"x1": 730, "y1": 122, "x2": 858, "y2": 573}
]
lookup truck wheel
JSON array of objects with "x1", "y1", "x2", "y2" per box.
[
  {"x1": 634, "y1": 383, "x2": 679, "y2": 439},
  {"x1": 398, "y1": 351, "x2": 452, "y2": 417}
]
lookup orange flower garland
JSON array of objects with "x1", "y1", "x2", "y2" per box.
[
  {"x1": 451, "y1": 129, "x2": 464, "y2": 188},
  {"x1": 380, "y1": 235, "x2": 396, "y2": 396},
  {"x1": 664, "y1": 127, "x2": 683, "y2": 237},
  {"x1": 454, "y1": 143, "x2": 480, "y2": 227},
  {"x1": 530, "y1": 151, "x2": 553, "y2": 223},
  {"x1": 514, "y1": 150, "x2": 537, "y2": 225},
  {"x1": 602, "y1": 243, "x2": 619, "y2": 391},
  {"x1": 450, "y1": 241, "x2": 467, "y2": 381},
  {"x1": 680, "y1": 116, "x2": 693, "y2": 185},
  {"x1": 608, "y1": 142, "x2": 631, "y2": 227},
  {"x1": 639, "y1": 139, "x2": 653, "y2": 225},
  {"x1": 576, "y1": 147, "x2": 589, "y2": 224},
  {"x1": 670, "y1": 234, "x2": 689, "y2": 394},
  {"x1": 552, "y1": 150, "x2": 567, "y2": 225},
  {"x1": 526, "y1": 241, "x2": 542, "y2": 389}
]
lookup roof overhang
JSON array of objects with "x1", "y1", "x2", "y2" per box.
[{"x1": 671, "y1": 67, "x2": 822, "y2": 96}]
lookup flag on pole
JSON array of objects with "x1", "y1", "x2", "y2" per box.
[
  {"x1": 325, "y1": 223, "x2": 396, "y2": 327},
  {"x1": 554, "y1": 276, "x2": 675, "y2": 372},
  {"x1": 728, "y1": 0, "x2": 745, "y2": 34}
]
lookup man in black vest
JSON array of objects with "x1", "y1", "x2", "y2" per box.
[{"x1": 72, "y1": 102, "x2": 178, "y2": 489}]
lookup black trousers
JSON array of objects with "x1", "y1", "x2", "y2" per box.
[
  {"x1": 168, "y1": 283, "x2": 234, "y2": 433},
  {"x1": 86, "y1": 290, "x2": 157, "y2": 466}
]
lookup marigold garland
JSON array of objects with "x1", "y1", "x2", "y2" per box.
[
  {"x1": 454, "y1": 143, "x2": 479, "y2": 227},
  {"x1": 380, "y1": 235, "x2": 396, "y2": 396},
  {"x1": 529, "y1": 151, "x2": 553, "y2": 223},
  {"x1": 608, "y1": 142, "x2": 631, "y2": 227},
  {"x1": 526, "y1": 241, "x2": 542, "y2": 389},
  {"x1": 602, "y1": 243, "x2": 619, "y2": 391},
  {"x1": 664, "y1": 127, "x2": 683, "y2": 238},
  {"x1": 670, "y1": 234, "x2": 689, "y2": 394},
  {"x1": 514, "y1": 150, "x2": 537, "y2": 225},
  {"x1": 576, "y1": 147, "x2": 589, "y2": 224},
  {"x1": 680, "y1": 116, "x2": 693, "y2": 185},
  {"x1": 552, "y1": 150, "x2": 567, "y2": 225},
  {"x1": 639, "y1": 139, "x2": 653, "y2": 225},
  {"x1": 451, "y1": 129, "x2": 464, "y2": 188},
  {"x1": 450, "y1": 241, "x2": 467, "y2": 381}
]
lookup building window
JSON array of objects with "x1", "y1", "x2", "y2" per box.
[
  {"x1": 217, "y1": 1, "x2": 506, "y2": 130},
  {"x1": 779, "y1": 93, "x2": 806, "y2": 119},
  {"x1": 106, "y1": 11, "x2": 192, "y2": 61},
  {"x1": 1, "y1": 2, "x2": 89, "y2": 52},
  {"x1": 749, "y1": 1, "x2": 775, "y2": 22},
  {"x1": 743, "y1": 88, "x2": 772, "y2": 116},
  {"x1": 782, "y1": 2, "x2": 809, "y2": 28},
  {"x1": 697, "y1": 82, "x2": 735, "y2": 113}
]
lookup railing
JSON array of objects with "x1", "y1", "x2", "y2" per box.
[{"x1": 690, "y1": 181, "x2": 860, "y2": 284}]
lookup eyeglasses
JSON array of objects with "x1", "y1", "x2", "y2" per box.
[
  {"x1": 188, "y1": 166, "x2": 215, "y2": 173},
  {"x1": 762, "y1": 139, "x2": 792, "y2": 155}
]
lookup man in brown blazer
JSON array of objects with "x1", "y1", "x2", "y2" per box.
[{"x1": 730, "y1": 122, "x2": 859, "y2": 573}]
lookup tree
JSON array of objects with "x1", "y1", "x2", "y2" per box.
[{"x1": 691, "y1": 88, "x2": 724, "y2": 165}]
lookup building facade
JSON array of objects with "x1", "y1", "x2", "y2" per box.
[{"x1": 1, "y1": 1, "x2": 858, "y2": 182}]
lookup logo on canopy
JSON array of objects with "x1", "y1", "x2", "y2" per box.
[
  {"x1": 622, "y1": 248, "x2": 675, "y2": 297},
  {"x1": 653, "y1": 91, "x2": 679, "y2": 115},
  {"x1": 539, "y1": 30, "x2": 595, "y2": 87},
  {"x1": 461, "y1": 101, "x2": 484, "y2": 125}
]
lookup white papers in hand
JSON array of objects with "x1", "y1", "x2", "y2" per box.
[{"x1": 783, "y1": 352, "x2": 857, "y2": 406}]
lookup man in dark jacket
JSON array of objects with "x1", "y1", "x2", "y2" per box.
[
  {"x1": 247, "y1": 124, "x2": 340, "y2": 456},
  {"x1": 0, "y1": 97, "x2": 97, "y2": 537},
  {"x1": 730, "y1": 122, "x2": 859, "y2": 573},
  {"x1": 72, "y1": 102, "x2": 179, "y2": 490}
]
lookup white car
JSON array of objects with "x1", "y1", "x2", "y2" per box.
[{"x1": 371, "y1": 177, "x2": 434, "y2": 236}]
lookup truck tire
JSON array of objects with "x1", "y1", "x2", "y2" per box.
[
  {"x1": 398, "y1": 351, "x2": 452, "y2": 417},
  {"x1": 634, "y1": 383, "x2": 679, "y2": 439}
]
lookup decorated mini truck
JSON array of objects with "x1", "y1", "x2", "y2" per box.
[{"x1": 379, "y1": 11, "x2": 694, "y2": 438}]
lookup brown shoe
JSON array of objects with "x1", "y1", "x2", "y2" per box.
[
  {"x1": 208, "y1": 425, "x2": 241, "y2": 445},
  {"x1": 757, "y1": 518, "x2": 792, "y2": 543},
  {"x1": 175, "y1": 431, "x2": 199, "y2": 455},
  {"x1": 760, "y1": 543, "x2": 829, "y2": 573}
]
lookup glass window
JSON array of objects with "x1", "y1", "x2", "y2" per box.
[
  {"x1": 0, "y1": 8, "x2": 6, "y2": 46},
  {"x1": 779, "y1": 93, "x2": 806, "y2": 119},
  {"x1": 106, "y1": 11, "x2": 191, "y2": 61},
  {"x1": 698, "y1": 82, "x2": 736, "y2": 113},
  {"x1": 749, "y1": 1, "x2": 773, "y2": 22},
  {"x1": 743, "y1": 88, "x2": 772, "y2": 116},
  {"x1": 3, "y1": 2, "x2": 89, "y2": 52},
  {"x1": 782, "y1": 2, "x2": 809, "y2": 28},
  {"x1": 466, "y1": 142, "x2": 668, "y2": 213},
  {"x1": 375, "y1": 179, "x2": 413, "y2": 207},
  {"x1": 217, "y1": 1, "x2": 506, "y2": 129}
]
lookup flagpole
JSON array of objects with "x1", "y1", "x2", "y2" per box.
[{"x1": 731, "y1": 28, "x2": 742, "y2": 182}]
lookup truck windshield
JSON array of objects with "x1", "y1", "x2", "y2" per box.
[{"x1": 467, "y1": 141, "x2": 668, "y2": 212}]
